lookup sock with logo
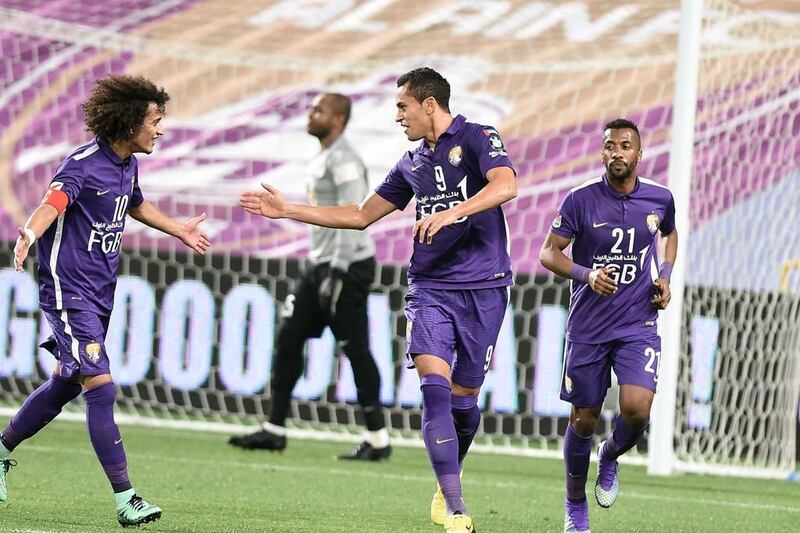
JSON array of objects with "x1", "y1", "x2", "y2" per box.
[
  {"x1": 85, "y1": 383, "x2": 131, "y2": 493},
  {"x1": 0, "y1": 376, "x2": 81, "y2": 453},
  {"x1": 420, "y1": 374, "x2": 464, "y2": 515},
  {"x1": 564, "y1": 423, "x2": 593, "y2": 502}
]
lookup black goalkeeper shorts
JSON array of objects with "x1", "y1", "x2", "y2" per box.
[{"x1": 278, "y1": 257, "x2": 375, "y2": 344}]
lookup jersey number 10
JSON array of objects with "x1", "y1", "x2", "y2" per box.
[{"x1": 113, "y1": 195, "x2": 129, "y2": 222}]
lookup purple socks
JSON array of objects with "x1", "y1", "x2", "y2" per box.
[
  {"x1": 0, "y1": 376, "x2": 81, "y2": 452},
  {"x1": 84, "y1": 383, "x2": 131, "y2": 493},
  {"x1": 564, "y1": 424, "x2": 593, "y2": 502},
  {"x1": 604, "y1": 415, "x2": 647, "y2": 461},
  {"x1": 562, "y1": 416, "x2": 647, "y2": 503},
  {"x1": 421, "y1": 374, "x2": 465, "y2": 515},
  {"x1": 0, "y1": 378, "x2": 134, "y2": 496},
  {"x1": 451, "y1": 394, "x2": 480, "y2": 467}
]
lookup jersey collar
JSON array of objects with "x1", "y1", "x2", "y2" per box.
[
  {"x1": 323, "y1": 133, "x2": 346, "y2": 153},
  {"x1": 602, "y1": 173, "x2": 640, "y2": 199},
  {"x1": 443, "y1": 114, "x2": 466, "y2": 136},
  {"x1": 416, "y1": 114, "x2": 466, "y2": 156},
  {"x1": 97, "y1": 138, "x2": 130, "y2": 166}
]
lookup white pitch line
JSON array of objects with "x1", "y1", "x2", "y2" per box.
[
  {"x1": 21, "y1": 443, "x2": 800, "y2": 515},
  {"x1": 7, "y1": 529, "x2": 68, "y2": 533}
]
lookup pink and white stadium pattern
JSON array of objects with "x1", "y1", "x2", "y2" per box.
[{"x1": 1, "y1": 0, "x2": 797, "y2": 286}]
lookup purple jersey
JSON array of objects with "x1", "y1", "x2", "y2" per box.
[
  {"x1": 552, "y1": 175, "x2": 675, "y2": 344},
  {"x1": 37, "y1": 139, "x2": 144, "y2": 315},
  {"x1": 375, "y1": 115, "x2": 515, "y2": 290}
]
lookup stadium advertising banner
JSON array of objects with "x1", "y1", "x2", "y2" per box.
[
  {"x1": 0, "y1": 250, "x2": 563, "y2": 415},
  {"x1": 0, "y1": 246, "x2": 575, "y2": 438}
]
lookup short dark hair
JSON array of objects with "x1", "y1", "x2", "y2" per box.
[
  {"x1": 604, "y1": 118, "x2": 640, "y2": 140},
  {"x1": 324, "y1": 93, "x2": 352, "y2": 126},
  {"x1": 81, "y1": 75, "x2": 170, "y2": 143},
  {"x1": 396, "y1": 67, "x2": 450, "y2": 112}
]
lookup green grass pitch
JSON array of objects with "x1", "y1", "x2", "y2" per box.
[{"x1": 0, "y1": 417, "x2": 798, "y2": 532}]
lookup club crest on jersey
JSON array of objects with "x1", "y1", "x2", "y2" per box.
[
  {"x1": 448, "y1": 145, "x2": 463, "y2": 167},
  {"x1": 646, "y1": 213, "x2": 660, "y2": 235},
  {"x1": 85, "y1": 342, "x2": 102, "y2": 363},
  {"x1": 552, "y1": 212, "x2": 562, "y2": 229}
]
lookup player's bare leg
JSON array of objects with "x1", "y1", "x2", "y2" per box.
[{"x1": 596, "y1": 385, "x2": 653, "y2": 508}]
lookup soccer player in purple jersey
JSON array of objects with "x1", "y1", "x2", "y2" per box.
[
  {"x1": 3, "y1": 75, "x2": 210, "y2": 528},
  {"x1": 240, "y1": 67, "x2": 516, "y2": 533},
  {"x1": 539, "y1": 119, "x2": 678, "y2": 533}
]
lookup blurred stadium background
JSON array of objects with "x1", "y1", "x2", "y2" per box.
[{"x1": 0, "y1": 0, "x2": 799, "y2": 531}]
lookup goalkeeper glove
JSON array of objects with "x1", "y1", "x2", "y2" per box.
[{"x1": 318, "y1": 267, "x2": 346, "y2": 320}]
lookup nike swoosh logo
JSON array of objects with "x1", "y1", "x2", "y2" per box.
[
  {"x1": 97, "y1": 189, "x2": 111, "y2": 196},
  {"x1": 114, "y1": 438, "x2": 123, "y2": 444},
  {"x1": 435, "y1": 438, "x2": 455, "y2": 445},
  {"x1": 592, "y1": 222, "x2": 608, "y2": 228},
  {"x1": 411, "y1": 164, "x2": 424, "y2": 172}
]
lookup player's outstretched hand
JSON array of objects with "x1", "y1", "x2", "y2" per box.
[
  {"x1": 651, "y1": 278, "x2": 671, "y2": 309},
  {"x1": 180, "y1": 212, "x2": 211, "y2": 255},
  {"x1": 588, "y1": 266, "x2": 618, "y2": 296},
  {"x1": 13, "y1": 227, "x2": 31, "y2": 271},
  {"x1": 413, "y1": 210, "x2": 459, "y2": 244},
  {"x1": 240, "y1": 182, "x2": 287, "y2": 219}
]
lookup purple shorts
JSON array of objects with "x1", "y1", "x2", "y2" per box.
[
  {"x1": 40, "y1": 309, "x2": 111, "y2": 379},
  {"x1": 560, "y1": 335, "x2": 661, "y2": 407},
  {"x1": 404, "y1": 286, "x2": 508, "y2": 388}
]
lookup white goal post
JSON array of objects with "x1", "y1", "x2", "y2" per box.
[{"x1": 651, "y1": 0, "x2": 800, "y2": 478}]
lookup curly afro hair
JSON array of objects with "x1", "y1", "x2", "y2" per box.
[{"x1": 81, "y1": 75, "x2": 170, "y2": 143}]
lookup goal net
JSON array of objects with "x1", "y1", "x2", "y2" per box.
[
  {"x1": 0, "y1": 0, "x2": 798, "y2": 474},
  {"x1": 668, "y1": 0, "x2": 800, "y2": 477}
]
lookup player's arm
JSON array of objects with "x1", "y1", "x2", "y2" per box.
[
  {"x1": 412, "y1": 166, "x2": 517, "y2": 243},
  {"x1": 13, "y1": 185, "x2": 70, "y2": 271},
  {"x1": 539, "y1": 230, "x2": 618, "y2": 296},
  {"x1": 127, "y1": 200, "x2": 210, "y2": 255},
  {"x1": 652, "y1": 228, "x2": 678, "y2": 309},
  {"x1": 13, "y1": 204, "x2": 60, "y2": 271},
  {"x1": 240, "y1": 182, "x2": 397, "y2": 230}
]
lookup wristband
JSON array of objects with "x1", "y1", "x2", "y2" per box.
[
  {"x1": 659, "y1": 261, "x2": 673, "y2": 281},
  {"x1": 569, "y1": 264, "x2": 591, "y2": 283},
  {"x1": 24, "y1": 227, "x2": 36, "y2": 247}
]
